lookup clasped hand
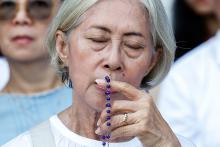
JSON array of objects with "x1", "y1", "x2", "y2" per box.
[{"x1": 95, "y1": 79, "x2": 180, "y2": 147}]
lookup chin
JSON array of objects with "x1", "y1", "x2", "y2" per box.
[
  {"x1": 88, "y1": 100, "x2": 106, "y2": 113},
  {"x1": 83, "y1": 91, "x2": 106, "y2": 112}
]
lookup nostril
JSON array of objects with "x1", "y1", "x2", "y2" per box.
[
  {"x1": 104, "y1": 64, "x2": 122, "y2": 71},
  {"x1": 116, "y1": 67, "x2": 121, "y2": 70},
  {"x1": 104, "y1": 65, "x2": 110, "y2": 68}
]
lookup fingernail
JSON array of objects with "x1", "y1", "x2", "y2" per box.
[
  {"x1": 97, "y1": 119, "x2": 101, "y2": 126},
  {"x1": 95, "y1": 127, "x2": 101, "y2": 135},
  {"x1": 95, "y1": 79, "x2": 105, "y2": 85}
]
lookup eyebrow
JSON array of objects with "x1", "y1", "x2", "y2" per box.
[
  {"x1": 90, "y1": 26, "x2": 111, "y2": 33},
  {"x1": 124, "y1": 32, "x2": 145, "y2": 38},
  {"x1": 90, "y1": 25, "x2": 145, "y2": 38}
]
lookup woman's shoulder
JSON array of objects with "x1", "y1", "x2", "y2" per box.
[
  {"x1": 2, "y1": 115, "x2": 59, "y2": 147},
  {"x1": 1, "y1": 116, "x2": 55, "y2": 147},
  {"x1": 2, "y1": 131, "x2": 32, "y2": 147}
]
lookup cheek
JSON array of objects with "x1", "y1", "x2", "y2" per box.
[
  {"x1": 0, "y1": 31, "x2": 12, "y2": 55},
  {"x1": 68, "y1": 57, "x2": 90, "y2": 97},
  {"x1": 124, "y1": 50, "x2": 153, "y2": 87},
  {"x1": 34, "y1": 24, "x2": 49, "y2": 40},
  {"x1": 0, "y1": 25, "x2": 9, "y2": 44},
  {"x1": 67, "y1": 33, "x2": 100, "y2": 77},
  {"x1": 68, "y1": 51, "x2": 89, "y2": 84},
  {"x1": 67, "y1": 42, "x2": 97, "y2": 93},
  {"x1": 125, "y1": 60, "x2": 149, "y2": 87}
]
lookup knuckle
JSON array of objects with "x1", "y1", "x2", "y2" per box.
[
  {"x1": 147, "y1": 96, "x2": 154, "y2": 103},
  {"x1": 121, "y1": 82, "x2": 130, "y2": 90},
  {"x1": 101, "y1": 109, "x2": 107, "y2": 121},
  {"x1": 113, "y1": 115, "x2": 122, "y2": 126},
  {"x1": 139, "y1": 123, "x2": 149, "y2": 135},
  {"x1": 111, "y1": 101, "x2": 118, "y2": 109}
]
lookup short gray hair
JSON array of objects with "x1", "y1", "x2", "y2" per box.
[{"x1": 46, "y1": 0, "x2": 176, "y2": 89}]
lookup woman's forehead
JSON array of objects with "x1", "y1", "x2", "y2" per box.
[
  {"x1": 85, "y1": 0, "x2": 147, "y2": 24},
  {"x1": 93, "y1": 0, "x2": 144, "y2": 13},
  {"x1": 81, "y1": 0, "x2": 148, "y2": 30}
]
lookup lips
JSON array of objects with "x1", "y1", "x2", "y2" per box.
[{"x1": 12, "y1": 35, "x2": 34, "y2": 45}]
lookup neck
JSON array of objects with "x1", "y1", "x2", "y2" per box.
[
  {"x1": 59, "y1": 95, "x2": 101, "y2": 140},
  {"x1": 3, "y1": 59, "x2": 62, "y2": 94}
]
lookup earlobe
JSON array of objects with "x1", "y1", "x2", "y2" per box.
[{"x1": 55, "y1": 30, "x2": 69, "y2": 66}]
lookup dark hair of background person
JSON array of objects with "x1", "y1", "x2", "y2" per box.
[{"x1": 173, "y1": 0, "x2": 217, "y2": 61}]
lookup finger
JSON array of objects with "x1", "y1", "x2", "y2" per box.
[
  {"x1": 110, "y1": 110, "x2": 163, "y2": 142},
  {"x1": 109, "y1": 123, "x2": 140, "y2": 142},
  {"x1": 95, "y1": 79, "x2": 146, "y2": 101},
  {"x1": 98, "y1": 100, "x2": 139, "y2": 125},
  {"x1": 95, "y1": 113, "x2": 136, "y2": 135},
  {"x1": 110, "y1": 122, "x2": 162, "y2": 144}
]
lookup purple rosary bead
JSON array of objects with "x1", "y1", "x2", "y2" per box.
[
  {"x1": 106, "y1": 97, "x2": 111, "y2": 101},
  {"x1": 106, "y1": 103, "x2": 111, "y2": 107},
  {"x1": 106, "y1": 116, "x2": 111, "y2": 121},
  {"x1": 106, "y1": 134, "x2": 111, "y2": 139},
  {"x1": 102, "y1": 136, "x2": 106, "y2": 140},
  {"x1": 105, "y1": 90, "x2": 111, "y2": 95},
  {"x1": 105, "y1": 76, "x2": 111, "y2": 83},
  {"x1": 102, "y1": 76, "x2": 111, "y2": 146},
  {"x1": 107, "y1": 122, "x2": 111, "y2": 126},
  {"x1": 106, "y1": 84, "x2": 111, "y2": 89},
  {"x1": 106, "y1": 109, "x2": 111, "y2": 113}
]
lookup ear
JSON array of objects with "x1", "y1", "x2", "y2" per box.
[
  {"x1": 55, "y1": 30, "x2": 69, "y2": 66},
  {"x1": 145, "y1": 48, "x2": 162, "y2": 75}
]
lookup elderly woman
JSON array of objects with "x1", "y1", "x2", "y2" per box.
[{"x1": 3, "y1": 0, "x2": 194, "y2": 146}]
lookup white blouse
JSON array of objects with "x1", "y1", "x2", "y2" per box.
[{"x1": 3, "y1": 115, "x2": 195, "y2": 147}]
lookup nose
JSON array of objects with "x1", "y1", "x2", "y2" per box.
[
  {"x1": 12, "y1": 8, "x2": 32, "y2": 25},
  {"x1": 103, "y1": 44, "x2": 123, "y2": 72}
]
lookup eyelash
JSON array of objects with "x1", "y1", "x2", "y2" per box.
[
  {"x1": 87, "y1": 36, "x2": 108, "y2": 43},
  {"x1": 91, "y1": 38, "x2": 107, "y2": 43},
  {"x1": 125, "y1": 44, "x2": 143, "y2": 50},
  {"x1": 88, "y1": 37, "x2": 144, "y2": 50},
  {"x1": 124, "y1": 40, "x2": 145, "y2": 50}
]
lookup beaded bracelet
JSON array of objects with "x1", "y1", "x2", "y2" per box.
[{"x1": 101, "y1": 75, "x2": 111, "y2": 147}]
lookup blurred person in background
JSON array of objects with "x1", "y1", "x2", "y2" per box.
[
  {"x1": 173, "y1": 0, "x2": 219, "y2": 60},
  {"x1": 157, "y1": 0, "x2": 220, "y2": 146},
  {"x1": 150, "y1": 0, "x2": 219, "y2": 97},
  {"x1": 0, "y1": 0, "x2": 72, "y2": 145}
]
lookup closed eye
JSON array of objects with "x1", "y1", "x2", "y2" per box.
[
  {"x1": 124, "y1": 40, "x2": 145, "y2": 50},
  {"x1": 125, "y1": 44, "x2": 144, "y2": 50},
  {"x1": 88, "y1": 37, "x2": 109, "y2": 43}
]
